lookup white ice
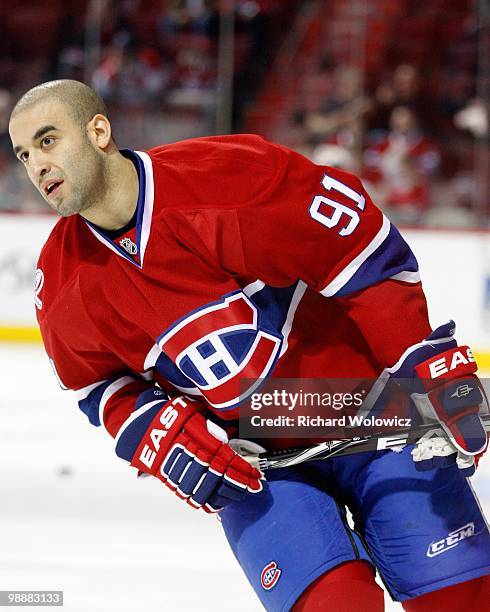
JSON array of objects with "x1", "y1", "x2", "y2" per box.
[{"x1": 1, "y1": 345, "x2": 489, "y2": 612}]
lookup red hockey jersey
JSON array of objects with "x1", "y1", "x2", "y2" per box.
[{"x1": 35, "y1": 135, "x2": 430, "y2": 441}]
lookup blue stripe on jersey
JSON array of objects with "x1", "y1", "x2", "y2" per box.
[
  {"x1": 78, "y1": 378, "x2": 118, "y2": 426},
  {"x1": 115, "y1": 399, "x2": 167, "y2": 462},
  {"x1": 135, "y1": 387, "x2": 170, "y2": 410},
  {"x1": 335, "y1": 224, "x2": 419, "y2": 297},
  {"x1": 126, "y1": 149, "x2": 147, "y2": 254},
  {"x1": 248, "y1": 282, "x2": 299, "y2": 336}
]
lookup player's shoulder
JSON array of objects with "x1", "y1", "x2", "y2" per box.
[
  {"x1": 147, "y1": 134, "x2": 283, "y2": 168},
  {"x1": 38, "y1": 216, "x2": 70, "y2": 262},
  {"x1": 36, "y1": 214, "x2": 100, "y2": 302},
  {"x1": 145, "y1": 134, "x2": 290, "y2": 210},
  {"x1": 38, "y1": 215, "x2": 85, "y2": 265}
]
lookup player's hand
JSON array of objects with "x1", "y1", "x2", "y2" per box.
[
  {"x1": 412, "y1": 341, "x2": 487, "y2": 476},
  {"x1": 411, "y1": 431, "x2": 479, "y2": 476},
  {"x1": 126, "y1": 394, "x2": 264, "y2": 513},
  {"x1": 391, "y1": 321, "x2": 488, "y2": 476}
]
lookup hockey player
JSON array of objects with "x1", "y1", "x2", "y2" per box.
[{"x1": 9, "y1": 80, "x2": 490, "y2": 611}]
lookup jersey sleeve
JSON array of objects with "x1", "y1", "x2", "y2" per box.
[
  {"x1": 40, "y1": 324, "x2": 164, "y2": 442},
  {"x1": 35, "y1": 238, "x2": 174, "y2": 459},
  {"x1": 165, "y1": 142, "x2": 420, "y2": 298},
  {"x1": 336, "y1": 280, "x2": 432, "y2": 367}
]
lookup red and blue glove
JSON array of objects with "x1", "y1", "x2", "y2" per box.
[
  {"x1": 115, "y1": 389, "x2": 264, "y2": 513},
  {"x1": 389, "y1": 321, "x2": 488, "y2": 476}
]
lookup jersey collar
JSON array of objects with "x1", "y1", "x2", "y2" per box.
[{"x1": 83, "y1": 150, "x2": 155, "y2": 269}]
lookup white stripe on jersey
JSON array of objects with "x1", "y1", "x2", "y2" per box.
[
  {"x1": 320, "y1": 214, "x2": 391, "y2": 297},
  {"x1": 390, "y1": 270, "x2": 421, "y2": 283},
  {"x1": 99, "y1": 375, "x2": 136, "y2": 430},
  {"x1": 242, "y1": 279, "x2": 266, "y2": 296},
  {"x1": 134, "y1": 150, "x2": 155, "y2": 266},
  {"x1": 386, "y1": 333, "x2": 454, "y2": 375},
  {"x1": 75, "y1": 379, "x2": 110, "y2": 401},
  {"x1": 144, "y1": 343, "x2": 163, "y2": 371},
  {"x1": 280, "y1": 280, "x2": 307, "y2": 357}
]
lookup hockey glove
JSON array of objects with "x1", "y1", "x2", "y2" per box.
[
  {"x1": 116, "y1": 391, "x2": 263, "y2": 513},
  {"x1": 390, "y1": 321, "x2": 488, "y2": 476}
]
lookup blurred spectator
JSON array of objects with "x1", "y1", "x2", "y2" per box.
[
  {"x1": 454, "y1": 98, "x2": 488, "y2": 138},
  {"x1": 293, "y1": 67, "x2": 335, "y2": 117},
  {"x1": 160, "y1": 1, "x2": 195, "y2": 35},
  {"x1": 381, "y1": 156, "x2": 430, "y2": 226},
  {"x1": 159, "y1": 0, "x2": 214, "y2": 37},
  {"x1": 92, "y1": 44, "x2": 170, "y2": 108},
  {"x1": 302, "y1": 65, "x2": 372, "y2": 152},
  {"x1": 363, "y1": 106, "x2": 441, "y2": 224},
  {"x1": 437, "y1": 70, "x2": 475, "y2": 124},
  {"x1": 166, "y1": 45, "x2": 216, "y2": 109},
  {"x1": 174, "y1": 45, "x2": 216, "y2": 91},
  {"x1": 310, "y1": 143, "x2": 358, "y2": 174},
  {"x1": 368, "y1": 64, "x2": 427, "y2": 138},
  {"x1": 364, "y1": 106, "x2": 441, "y2": 182},
  {"x1": 0, "y1": 89, "x2": 13, "y2": 170},
  {"x1": 56, "y1": 47, "x2": 86, "y2": 82}
]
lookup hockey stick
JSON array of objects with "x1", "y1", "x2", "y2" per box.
[{"x1": 230, "y1": 415, "x2": 490, "y2": 472}]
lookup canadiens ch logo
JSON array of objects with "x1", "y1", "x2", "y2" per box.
[
  {"x1": 34, "y1": 268, "x2": 44, "y2": 310},
  {"x1": 261, "y1": 561, "x2": 282, "y2": 590},
  {"x1": 119, "y1": 237, "x2": 138, "y2": 255},
  {"x1": 158, "y1": 292, "x2": 282, "y2": 410}
]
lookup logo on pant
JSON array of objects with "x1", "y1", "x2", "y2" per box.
[
  {"x1": 427, "y1": 522, "x2": 475, "y2": 557},
  {"x1": 261, "y1": 561, "x2": 282, "y2": 590}
]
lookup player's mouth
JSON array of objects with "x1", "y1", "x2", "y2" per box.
[{"x1": 43, "y1": 180, "x2": 64, "y2": 199}]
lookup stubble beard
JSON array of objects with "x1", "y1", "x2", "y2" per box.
[{"x1": 57, "y1": 144, "x2": 108, "y2": 218}]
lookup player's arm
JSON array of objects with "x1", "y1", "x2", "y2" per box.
[
  {"x1": 293, "y1": 165, "x2": 489, "y2": 474},
  {"x1": 49, "y1": 351, "x2": 263, "y2": 513},
  {"x1": 336, "y1": 281, "x2": 488, "y2": 475}
]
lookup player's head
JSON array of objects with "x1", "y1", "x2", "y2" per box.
[{"x1": 9, "y1": 79, "x2": 115, "y2": 217}]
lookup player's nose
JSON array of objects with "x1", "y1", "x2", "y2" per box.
[{"x1": 28, "y1": 154, "x2": 51, "y2": 184}]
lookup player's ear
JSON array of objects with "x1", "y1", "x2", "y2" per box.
[{"x1": 86, "y1": 114, "x2": 112, "y2": 150}]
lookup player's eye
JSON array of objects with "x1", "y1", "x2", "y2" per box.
[
  {"x1": 41, "y1": 136, "x2": 55, "y2": 147},
  {"x1": 19, "y1": 151, "x2": 29, "y2": 163}
]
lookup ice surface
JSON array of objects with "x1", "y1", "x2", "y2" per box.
[{"x1": 1, "y1": 345, "x2": 488, "y2": 611}]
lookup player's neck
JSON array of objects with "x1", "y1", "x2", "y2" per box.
[{"x1": 81, "y1": 152, "x2": 139, "y2": 230}]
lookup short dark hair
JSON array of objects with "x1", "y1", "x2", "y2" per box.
[{"x1": 11, "y1": 79, "x2": 108, "y2": 129}]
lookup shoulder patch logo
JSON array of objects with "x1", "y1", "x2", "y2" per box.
[
  {"x1": 260, "y1": 561, "x2": 282, "y2": 590},
  {"x1": 120, "y1": 237, "x2": 138, "y2": 256},
  {"x1": 34, "y1": 269, "x2": 44, "y2": 310}
]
